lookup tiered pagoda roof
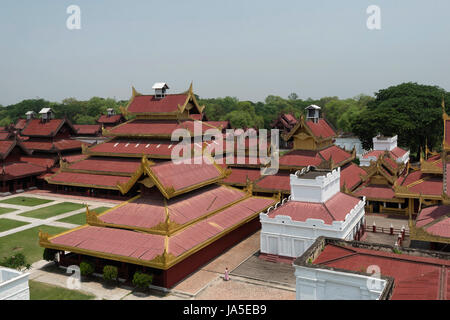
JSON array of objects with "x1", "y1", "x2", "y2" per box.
[{"x1": 40, "y1": 159, "x2": 276, "y2": 272}]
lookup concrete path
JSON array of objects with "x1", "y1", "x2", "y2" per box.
[{"x1": 0, "y1": 193, "x2": 114, "y2": 238}]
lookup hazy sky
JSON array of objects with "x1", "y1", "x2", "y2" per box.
[{"x1": 1, "y1": 0, "x2": 450, "y2": 105}]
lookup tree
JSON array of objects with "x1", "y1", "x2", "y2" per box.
[{"x1": 351, "y1": 82, "x2": 449, "y2": 156}]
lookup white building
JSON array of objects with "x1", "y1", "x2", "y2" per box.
[
  {"x1": 0, "y1": 267, "x2": 30, "y2": 300},
  {"x1": 359, "y1": 135, "x2": 409, "y2": 166},
  {"x1": 334, "y1": 135, "x2": 366, "y2": 157},
  {"x1": 259, "y1": 167, "x2": 366, "y2": 260}
]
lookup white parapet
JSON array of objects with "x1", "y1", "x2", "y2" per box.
[
  {"x1": 0, "y1": 267, "x2": 29, "y2": 300},
  {"x1": 373, "y1": 135, "x2": 397, "y2": 151},
  {"x1": 290, "y1": 167, "x2": 340, "y2": 203}
]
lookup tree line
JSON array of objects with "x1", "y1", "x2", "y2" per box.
[{"x1": 1, "y1": 82, "x2": 448, "y2": 160}]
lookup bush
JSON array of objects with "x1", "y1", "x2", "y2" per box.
[
  {"x1": 80, "y1": 261, "x2": 95, "y2": 276},
  {"x1": 132, "y1": 271, "x2": 153, "y2": 290},
  {"x1": 103, "y1": 265, "x2": 118, "y2": 282},
  {"x1": 0, "y1": 253, "x2": 31, "y2": 270},
  {"x1": 43, "y1": 248, "x2": 58, "y2": 262}
]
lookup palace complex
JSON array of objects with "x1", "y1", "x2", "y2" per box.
[{"x1": 0, "y1": 80, "x2": 446, "y2": 292}]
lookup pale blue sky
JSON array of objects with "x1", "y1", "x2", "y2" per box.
[{"x1": 1, "y1": 0, "x2": 449, "y2": 105}]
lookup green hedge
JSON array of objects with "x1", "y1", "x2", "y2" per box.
[
  {"x1": 132, "y1": 271, "x2": 153, "y2": 289},
  {"x1": 79, "y1": 261, "x2": 95, "y2": 276},
  {"x1": 103, "y1": 265, "x2": 118, "y2": 281}
]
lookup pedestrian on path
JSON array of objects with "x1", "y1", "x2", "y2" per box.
[{"x1": 224, "y1": 267, "x2": 230, "y2": 281}]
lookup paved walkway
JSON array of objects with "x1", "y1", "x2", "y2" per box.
[{"x1": 0, "y1": 192, "x2": 114, "y2": 238}]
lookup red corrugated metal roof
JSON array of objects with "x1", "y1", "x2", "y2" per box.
[
  {"x1": 0, "y1": 132, "x2": 11, "y2": 140},
  {"x1": 354, "y1": 184, "x2": 395, "y2": 199},
  {"x1": 416, "y1": 205, "x2": 450, "y2": 238},
  {"x1": 48, "y1": 196, "x2": 275, "y2": 264},
  {"x1": 319, "y1": 145, "x2": 352, "y2": 164},
  {"x1": 51, "y1": 226, "x2": 165, "y2": 262},
  {"x1": 89, "y1": 139, "x2": 194, "y2": 158},
  {"x1": 151, "y1": 159, "x2": 222, "y2": 192},
  {"x1": 74, "y1": 124, "x2": 101, "y2": 135},
  {"x1": 48, "y1": 171, "x2": 130, "y2": 187},
  {"x1": 108, "y1": 119, "x2": 215, "y2": 136},
  {"x1": 305, "y1": 119, "x2": 335, "y2": 138},
  {"x1": 400, "y1": 170, "x2": 443, "y2": 196},
  {"x1": 0, "y1": 140, "x2": 15, "y2": 158},
  {"x1": 68, "y1": 157, "x2": 141, "y2": 174},
  {"x1": 22, "y1": 139, "x2": 83, "y2": 152},
  {"x1": 314, "y1": 243, "x2": 450, "y2": 300},
  {"x1": 20, "y1": 156, "x2": 56, "y2": 168},
  {"x1": 268, "y1": 192, "x2": 360, "y2": 224},
  {"x1": 97, "y1": 114, "x2": 123, "y2": 124},
  {"x1": 21, "y1": 119, "x2": 67, "y2": 137},
  {"x1": 340, "y1": 163, "x2": 366, "y2": 190},
  {"x1": 279, "y1": 150, "x2": 323, "y2": 167},
  {"x1": 100, "y1": 185, "x2": 247, "y2": 229},
  {"x1": 14, "y1": 119, "x2": 27, "y2": 130},
  {"x1": 255, "y1": 172, "x2": 291, "y2": 192},
  {"x1": 222, "y1": 168, "x2": 261, "y2": 185},
  {"x1": 63, "y1": 154, "x2": 88, "y2": 163},
  {"x1": 128, "y1": 94, "x2": 188, "y2": 114},
  {"x1": 1, "y1": 162, "x2": 46, "y2": 178}
]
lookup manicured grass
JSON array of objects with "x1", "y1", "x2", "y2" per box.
[
  {"x1": 19, "y1": 202, "x2": 85, "y2": 220},
  {"x1": 0, "y1": 207, "x2": 17, "y2": 215},
  {"x1": 0, "y1": 218, "x2": 29, "y2": 232},
  {"x1": 0, "y1": 196, "x2": 53, "y2": 207},
  {"x1": 29, "y1": 280, "x2": 95, "y2": 300},
  {"x1": 0, "y1": 225, "x2": 68, "y2": 264},
  {"x1": 57, "y1": 206, "x2": 112, "y2": 225}
]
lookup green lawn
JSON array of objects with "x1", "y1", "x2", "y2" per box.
[
  {"x1": 19, "y1": 202, "x2": 85, "y2": 220},
  {"x1": 0, "y1": 218, "x2": 29, "y2": 232},
  {"x1": 0, "y1": 196, "x2": 53, "y2": 207},
  {"x1": 0, "y1": 225, "x2": 68, "y2": 263},
  {"x1": 57, "y1": 206, "x2": 112, "y2": 225},
  {"x1": 29, "y1": 280, "x2": 95, "y2": 300},
  {"x1": 0, "y1": 207, "x2": 17, "y2": 215}
]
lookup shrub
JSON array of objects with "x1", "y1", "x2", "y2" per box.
[
  {"x1": 0, "y1": 253, "x2": 31, "y2": 270},
  {"x1": 132, "y1": 271, "x2": 153, "y2": 290},
  {"x1": 103, "y1": 265, "x2": 118, "y2": 282},
  {"x1": 80, "y1": 260, "x2": 95, "y2": 276},
  {"x1": 43, "y1": 248, "x2": 58, "y2": 262}
]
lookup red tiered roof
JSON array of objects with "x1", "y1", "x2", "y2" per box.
[
  {"x1": 21, "y1": 119, "x2": 71, "y2": 137},
  {"x1": 354, "y1": 184, "x2": 395, "y2": 200},
  {"x1": 68, "y1": 157, "x2": 142, "y2": 175},
  {"x1": 305, "y1": 119, "x2": 335, "y2": 138},
  {"x1": 0, "y1": 132, "x2": 11, "y2": 140},
  {"x1": 19, "y1": 156, "x2": 56, "y2": 168},
  {"x1": 107, "y1": 119, "x2": 222, "y2": 137},
  {"x1": 313, "y1": 243, "x2": 450, "y2": 300},
  {"x1": 318, "y1": 145, "x2": 353, "y2": 164},
  {"x1": 416, "y1": 205, "x2": 450, "y2": 238},
  {"x1": 22, "y1": 139, "x2": 83, "y2": 152},
  {"x1": 268, "y1": 192, "x2": 360, "y2": 224},
  {"x1": 254, "y1": 172, "x2": 291, "y2": 192},
  {"x1": 222, "y1": 168, "x2": 261, "y2": 186},
  {"x1": 128, "y1": 94, "x2": 188, "y2": 114},
  {"x1": 279, "y1": 150, "x2": 323, "y2": 167},
  {"x1": 1, "y1": 162, "x2": 46, "y2": 179},
  {"x1": 340, "y1": 163, "x2": 366, "y2": 190},
  {"x1": 0, "y1": 140, "x2": 30, "y2": 160},
  {"x1": 74, "y1": 124, "x2": 101, "y2": 135},
  {"x1": 150, "y1": 159, "x2": 223, "y2": 193},
  {"x1": 398, "y1": 170, "x2": 443, "y2": 196},
  {"x1": 88, "y1": 139, "x2": 195, "y2": 158},
  {"x1": 362, "y1": 147, "x2": 408, "y2": 162},
  {"x1": 47, "y1": 171, "x2": 130, "y2": 188},
  {"x1": 97, "y1": 114, "x2": 123, "y2": 124},
  {"x1": 46, "y1": 196, "x2": 274, "y2": 266},
  {"x1": 14, "y1": 119, "x2": 27, "y2": 130},
  {"x1": 99, "y1": 185, "x2": 247, "y2": 229},
  {"x1": 279, "y1": 145, "x2": 352, "y2": 168}
]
